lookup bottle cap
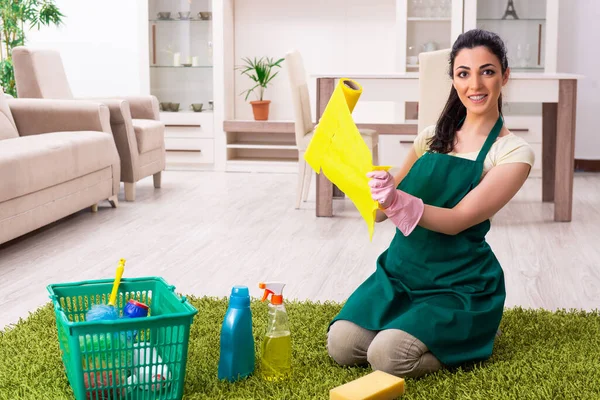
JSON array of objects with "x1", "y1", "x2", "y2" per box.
[
  {"x1": 229, "y1": 285, "x2": 250, "y2": 308},
  {"x1": 231, "y1": 286, "x2": 249, "y2": 297},
  {"x1": 128, "y1": 299, "x2": 149, "y2": 310}
]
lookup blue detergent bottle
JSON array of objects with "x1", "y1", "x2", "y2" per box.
[{"x1": 218, "y1": 285, "x2": 255, "y2": 382}]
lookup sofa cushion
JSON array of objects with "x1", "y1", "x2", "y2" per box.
[
  {"x1": 0, "y1": 94, "x2": 18, "y2": 140},
  {"x1": 0, "y1": 131, "x2": 117, "y2": 203},
  {"x1": 132, "y1": 119, "x2": 164, "y2": 153}
]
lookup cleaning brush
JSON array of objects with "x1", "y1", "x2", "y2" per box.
[{"x1": 86, "y1": 259, "x2": 126, "y2": 321}]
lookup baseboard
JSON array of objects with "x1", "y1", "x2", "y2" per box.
[{"x1": 575, "y1": 159, "x2": 600, "y2": 172}]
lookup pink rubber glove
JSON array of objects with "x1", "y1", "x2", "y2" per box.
[{"x1": 367, "y1": 170, "x2": 424, "y2": 236}]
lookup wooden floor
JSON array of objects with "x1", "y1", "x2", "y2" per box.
[{"x1": 1, "y1": 171, "x2": 599, "y2": 329}]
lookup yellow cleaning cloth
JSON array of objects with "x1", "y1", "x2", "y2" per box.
[{"x1": 304, "y1": 78, "x2": 391, "y2": 240}]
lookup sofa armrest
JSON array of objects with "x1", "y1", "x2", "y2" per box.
[
  {"x1": 118, "y1": 96, "x2": 159, "y2": 120},
  {"x1": 81, "y1": 95, "x2": 160, "y2": 120},
  {"x1": 7, "y1": 99, "x2": 111, "y2": 136},
  {"x1": 82, "y1": 98, "x2": 131, "y2": 123},
  {"x1": 79, "y1": 98, "x2": 140, "y2": 182}
]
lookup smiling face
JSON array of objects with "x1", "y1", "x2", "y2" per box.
[{"x1": 452, "y1": 45, "x2": 509, "y2": 117}]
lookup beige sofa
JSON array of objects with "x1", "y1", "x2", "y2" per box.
[
  {"x1": 0, "y1": 92, "x2": 120, "y2": 245},
  {"x1": 12, "y1": 46, "x2": 165, "y2": 202}
]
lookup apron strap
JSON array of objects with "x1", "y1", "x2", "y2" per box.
[{"x1": 476, "y1": 116, "x2": 504, "y2": 163}]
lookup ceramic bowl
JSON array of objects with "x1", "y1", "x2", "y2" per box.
[
  {"x1": 159, "y1": 102, "x2": 172, "y2": 111},
  {"x1": 157, "y1": 12, "x2": 171, "y2": 20},
  {"x1": 169, "y1": 103, "x2": 180, "y2": 112},
  {"x1": 178, "y1": 11, "x2": 191, "y2": 20},
  {"x1": 199, "y1": 12, "x2": 212, "y2": 20},
  {"x1": 190, "y1": 103, "x2": 203, "y2": 112}
]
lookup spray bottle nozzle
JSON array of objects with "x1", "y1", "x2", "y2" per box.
[{"x1": 259, "y1": 282, "x2": 285, "y2": 305}]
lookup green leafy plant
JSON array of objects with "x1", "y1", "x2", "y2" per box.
[
  {"x1": 236, "y1": 56, "x2": 284, "y2": 101},
  {"x1": 0, "y1": 0, "x2": 64, "y2": 97}
]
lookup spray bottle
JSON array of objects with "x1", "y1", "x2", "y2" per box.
[
  {"x1": 217, "y1": 286, "x2": 255, "y2": 382},
  {"x1": 259, "y1": 282, "x2": 291, "y2": 381}
]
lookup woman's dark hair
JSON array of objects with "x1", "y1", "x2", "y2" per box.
[{"x1": 428, "y1": 29, "x2": 509, "y2": 154}]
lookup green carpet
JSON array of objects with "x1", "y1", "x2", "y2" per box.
[{"x1": 1, "y1": 297, "x2": 600, "y2": 400}]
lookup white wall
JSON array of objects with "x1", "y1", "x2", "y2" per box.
[
  {"x1": 233, "y1": 0, "x2": 397, "y2": 123},
  {"x1": 556, "y1": 0, "x2": 600, "y2": 160},
  {"x1": 25, "y1": 0, "x2": 149, "y2": 97}
]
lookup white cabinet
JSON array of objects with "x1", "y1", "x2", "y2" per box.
[
  {"x1": 379, "y1": 134, "x2": 417, "y2": 168},
  {"x1": 161, "y1": 111, "x2": 215, "y2": 169},
  {"x1": 503, "y1": 115, "x2": 543, "y2": 178}
]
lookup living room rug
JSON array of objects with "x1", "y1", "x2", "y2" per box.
[{"x1": 1, "y1": 296, "x2": 599, "y2": 399}]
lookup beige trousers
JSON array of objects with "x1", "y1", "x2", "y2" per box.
[{"x1": 327, "y1": 320, "x2": 443, "y2": 379}]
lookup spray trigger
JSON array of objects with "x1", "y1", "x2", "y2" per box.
[
  {"x1": 258, "y1": 282, "x2": 285, "y2": 305},
  {"x1": 261, "y1": 289, "x2": 273, "y2": 302}
]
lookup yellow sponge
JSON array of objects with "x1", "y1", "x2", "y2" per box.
[{"x1": 330, "y1": 370, "x2": 406, "y2": 400}]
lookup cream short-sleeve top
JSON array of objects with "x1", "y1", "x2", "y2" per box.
[{"x1": 413, "y1": 125, "x2": 535, "y2": 177}]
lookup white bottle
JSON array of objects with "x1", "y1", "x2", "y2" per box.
[
  {"x1": 133, "y1": 342, "x2": 170, "y2": 391},
  {"x1": 125, "y1": 375, "x2": 137, "y2": 393}
]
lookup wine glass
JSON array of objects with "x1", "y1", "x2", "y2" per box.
[
  {"x1": 516, "y1": 44, "x2": 523, "y2": 68},
  {"x1": 523, "y1": 44, "x2": 532, "y2": 68}
]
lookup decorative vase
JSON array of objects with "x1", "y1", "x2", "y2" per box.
[{"x1": 250, "y1": 100, "x2": 271, "y2": 120}]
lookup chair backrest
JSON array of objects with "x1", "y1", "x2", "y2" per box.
[
  {"x1": 12, "y1": 46, "x2": 74, "y2": 99},
  {"x1": 418, "y1": 48, "x2": 452, "y2": 134},
  {"x1": 285, "y1": 50, "x2": 313, "y2": 150}
]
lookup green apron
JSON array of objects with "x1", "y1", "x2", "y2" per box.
[{"x1": 331, "y1": 116, "x2": 505, "y2": 367}]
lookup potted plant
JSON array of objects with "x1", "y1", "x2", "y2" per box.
[
  {"x1": 237, "y1": 56, "x2": 284, "y2": 121},
  {"x1": 0, "y1": 0, "x2": 65, "y2": 97}
]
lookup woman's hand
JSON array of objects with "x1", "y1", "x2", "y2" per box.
[
  {"x1": 367, "y1": 170, "x2": 397, "y2": 208},
  {"x1": 367, "y1": 170, "x2": 425, "y2": 236},
  {"x1": 372, "y1": 148, "x2": 420, "y2": 224}
]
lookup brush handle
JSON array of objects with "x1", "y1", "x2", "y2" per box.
[{"x1": 108, "y1": 260, "x2": 125, "y2": 306}]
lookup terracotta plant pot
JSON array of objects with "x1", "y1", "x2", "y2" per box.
[{"x1": 250, "y1": 100, "x2": 271, "y2": 120}]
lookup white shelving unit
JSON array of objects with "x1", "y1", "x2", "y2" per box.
[
  {"x1": 222, "y1": 120, "x2": 298, "y2": 172},
  {"x1": 224, "y1": 134, "x2": 299, "y2": 171},
  {"x1": 146, "y1": 0, "x2": 216, "y2": 170}
]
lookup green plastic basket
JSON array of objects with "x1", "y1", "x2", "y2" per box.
[{"x1": 47, "y1": 277, "x2": 198, "y2": 400}]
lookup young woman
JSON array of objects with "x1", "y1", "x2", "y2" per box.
[{"x1": 327, "y1": 29, "x2": 535, "y2": 378}]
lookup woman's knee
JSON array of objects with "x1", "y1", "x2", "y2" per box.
[
  {"x1": 367, "y1": 329, "x2": 442, "y2": 378},
  {"x1": 327, "y1": 320, "x2": 376, "y2": 366}
]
